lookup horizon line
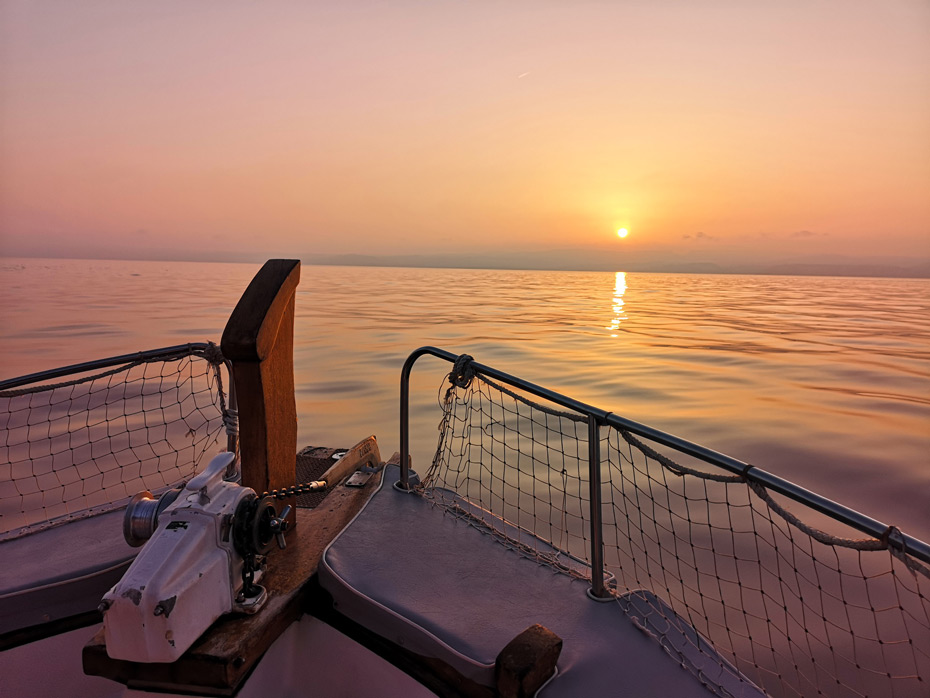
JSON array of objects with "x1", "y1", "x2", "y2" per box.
[{"x1": 3, "y1": 252, "x2": 930, "y2": 280}]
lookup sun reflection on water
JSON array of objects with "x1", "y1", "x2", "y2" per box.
[{"x1": 607, "y1": 271, "x2": 627, "y2": 337}]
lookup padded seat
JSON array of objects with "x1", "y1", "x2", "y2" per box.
[
  {"x1": 321, "y1": 465, "x2": 762, "y2": 697},
  {"x1": 0, "y1": 510, "x2": 134, "y2": 638}
]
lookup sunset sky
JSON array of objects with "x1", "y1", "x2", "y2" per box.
[{"x1": 1, "y1": 1, "x2": 928, "y2": 268}]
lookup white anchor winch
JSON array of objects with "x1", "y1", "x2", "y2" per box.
[{"x1": 98, "y1": 451, "x2": 294, "y2": 663}]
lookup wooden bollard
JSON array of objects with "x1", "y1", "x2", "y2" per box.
[
  {"x1": 221, "y1": 259, "x2": 301, "y2": 529},
  {"x1": 495, "y1": 624, "x2": 562, "y2": 698}
]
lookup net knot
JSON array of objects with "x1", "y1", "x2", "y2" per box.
[{"x1": 450, "y1": 354, "x2": 475, "y2": 388}]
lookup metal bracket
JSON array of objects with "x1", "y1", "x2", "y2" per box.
[{"x1": 344, "y1": 471, "x2": 372, "y2": 487}]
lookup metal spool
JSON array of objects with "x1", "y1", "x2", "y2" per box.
[{"x1": 123, "y1": 487, "x2": 182, "y2": 547}]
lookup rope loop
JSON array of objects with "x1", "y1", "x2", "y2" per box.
[
  {"x1": 450, "y1": 354, "x2": 476, "y2": 389},
  {"x1": 201, "y1": 341, "x2": 225, "y2": 366},
  {"x1": 223, "y1": 408, "x2": 240, "y2": 437},
  {"x1": 881, "y1": 525, "x2": 902, "y2": 549}
]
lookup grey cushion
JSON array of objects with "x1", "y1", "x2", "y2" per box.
[
  {"x1": 321, "y1": 465, "x2": 727, "y2": 696},
  {"x1": 0, "y1": 510, "x2": 134, "y2": 637}
]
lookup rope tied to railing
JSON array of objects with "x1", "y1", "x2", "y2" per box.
[
  {"x1": 437, "y1": 368, "x2": 930, "y2": 578},
  {"x1": 449, "y1": 353, "x2": 476, "y2": 389},
  {"x1": 746, "y1": 482, "x2": 930, "y2": 577},
  {"x1": 222, "y1": 409, "x2": 239, "y2": 437},
  {"x1": 621, "y1": 430, "x2": 745, "y2": 483},
  {"x1": 199, "y1": 341, "x2": 225, "y2": 366},
  {"x1": 439, "y1": 354, "x2": 478, "y2": 413},
  {"x1": 414, "y1": 348, "x2": 930, "y2": 698},
  {"x1": 882, "y1": 527, "x2": 930, "y2": 577},
  {"x1": 200, "y1": 342, "x2": 237, "y2": 442},
  {"x1": 621, "y1": 428, "x2": 930, "y2": 578}
]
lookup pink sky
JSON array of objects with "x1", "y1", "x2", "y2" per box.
[{"x1": 1, "y1": 1, "x2": 928, "y2": 267}]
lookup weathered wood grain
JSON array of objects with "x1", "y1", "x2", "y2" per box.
[
  {"x1": 318, "y1": 435, "x2": 381, "y2": 487},
  {"x1": 495, "y1": 624, "x2": 562, "y2": 698},
  {"x1": 220, "y1": 259, "x2": 300, "y2": 528}
]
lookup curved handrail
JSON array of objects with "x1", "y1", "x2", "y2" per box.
[
  {"x1": 0, "y1": 343, "x2": 216, "y2": 391},
  {"x1": 0, "y1": 342, "x2": 239, "y2": 459},
  {"x1": 400, "y1": 345, "x2": 930, "y2": 567}
]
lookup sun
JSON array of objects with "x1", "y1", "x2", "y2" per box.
[{"x1": 617, "y1": 228, "x2": 629, "y2": 238}]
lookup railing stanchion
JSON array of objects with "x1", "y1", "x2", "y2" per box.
[
  {"x1": 398, "y1": 349, "x2": 429, "y2": 490},
  {"x1": 223, "y1": 360, "x2": 239, "y2": 457},
  {"x1": 399, "y1": 368, "x2": 411, "y2": 489},
  {"x1": 587, "y1": 415, "x2": 610, "y2": 599}
]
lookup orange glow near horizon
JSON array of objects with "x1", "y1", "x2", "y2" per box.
[{"x1": 0, "y1": 2, "x2": 928, "y2": 266}]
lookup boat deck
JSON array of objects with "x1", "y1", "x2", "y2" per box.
[{"x1": 321, "y1": 464, "x2": 763, "y2": 697}]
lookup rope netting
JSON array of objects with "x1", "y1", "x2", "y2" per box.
[
  {"x1": 0, "y1": 345, "x2": 232, "y2": 541},
  {"x1": 420, "y1": 367, "x2": 930, "y2": 698}
]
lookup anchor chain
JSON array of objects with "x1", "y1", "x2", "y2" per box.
[
  {"x1": 233, "y1": 494, "x2": 293, "y2": 600},
  {"x1": 258, "y1": 480, "x2": 327, "y2": 501},
  {"x1": 239, "y1": 553, "x2": 259, "y2": 600}
]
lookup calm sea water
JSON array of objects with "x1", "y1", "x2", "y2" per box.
[{"x1": 2, "y1": 257, "x2": 928, "y2": 542}]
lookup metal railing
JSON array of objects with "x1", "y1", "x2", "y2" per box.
[
  {"x1": 399, "y1": 346, "x2": 930, "y2": 597},
  {"x1": 0, "y1": 343, "x2": 238, "y2": 456}
]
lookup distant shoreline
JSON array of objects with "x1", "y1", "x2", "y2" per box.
[
  {"x1": 301, "y1": 254, "x2": 930, "y2": 280},
  {"x1": 3, "y1": 253, "x2": 929, "y2": 280}
]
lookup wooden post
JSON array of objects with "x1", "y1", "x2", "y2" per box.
[
  {"x1": 495, "y1": 624, "x2": 562, "y2": 698},
  {"x1": 221, "y1": 259, "x2": 300, "y2": 527}
]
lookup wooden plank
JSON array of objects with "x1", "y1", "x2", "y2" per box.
[
  {"x1": 318, "y1": 435, "x2": 381, "y2": 487},
  {"x1": 220, "y1": 259, "x2": 301, "y2": 528},
  {"x1": 82, "y1": 448, "x2": 387, "y2": 696}
]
